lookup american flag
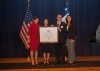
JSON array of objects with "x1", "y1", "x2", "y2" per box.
[{"x1": 19, "y1": 7, "x2": 33, "y2": 49}]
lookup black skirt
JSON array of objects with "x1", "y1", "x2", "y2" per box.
[{"x1": 42, "y1": 43, "x2": 51, "y2": 53}]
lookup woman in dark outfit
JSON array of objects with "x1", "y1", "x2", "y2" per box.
[
  {"x1": 66, "y1": 15, "x2": 76, "y2": 64},
  {"x1": 42, "y1": 19, "x2": 51, "y2": 64}
]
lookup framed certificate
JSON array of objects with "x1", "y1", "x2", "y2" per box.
[{"x1": 39, "y1": 26, "x2": 58, "y2": 43}]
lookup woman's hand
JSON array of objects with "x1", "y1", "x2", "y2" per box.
[
  {"x1": 27, "y1": 36, "x2": 30, "y2": 43},
  {"x1": 51, "y1": 25, "x2": 54, "y2": 26},
  {"x1": 71, "y1": 39, "x2": 75, "y2": 42}
]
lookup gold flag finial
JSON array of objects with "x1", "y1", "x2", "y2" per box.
[
  {"x1": 28, "y1": 0, "x2": 30, "y2": 3},
  {"x1": 28, "y1": 0, "x2": 30, "y2": 7},
  {"x1": 66, "y1": 0, "x2": 68, "y2": 5}
]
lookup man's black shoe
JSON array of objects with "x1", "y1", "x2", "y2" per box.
[
  {"x1": 61, "y1": 61, "x2": 65, "y2": 64},
  {"x1": 56, "y1": 61, "x2": 60, "y2": 64}
]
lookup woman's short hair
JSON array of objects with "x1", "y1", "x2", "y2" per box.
[
  {"x1": 44, "y1": 18, "x2": 48, "y2": 21},
  {"x1": 33, "y1": 16, "x2": 39, "y2": 20}
]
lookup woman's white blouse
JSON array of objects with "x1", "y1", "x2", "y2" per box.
[{"x1": 67, "y1": 26, "x2": 69, "y2": 31}]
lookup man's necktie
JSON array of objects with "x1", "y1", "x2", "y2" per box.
[{"x1": 58, "y1": 23, "x2": 60, "y2": 26}]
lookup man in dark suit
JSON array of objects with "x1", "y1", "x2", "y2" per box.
[{"x1": 51, "y1": 14, "x2": 67, "y2": 64}]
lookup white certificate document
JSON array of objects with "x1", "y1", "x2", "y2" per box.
[{"x1": 39, "y1": 26, "x2": 58, "y2": 43}]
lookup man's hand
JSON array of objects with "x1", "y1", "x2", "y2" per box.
[
  {"x1": 71, "y1": 39, "x2": 75, "y2": 42},
  {"x1": 58, "y1": 26, "x2": 61, "y2": 31}
]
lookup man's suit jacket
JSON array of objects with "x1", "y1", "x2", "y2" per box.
[
  {"x1": 52, "y1": 22, "x2": 67, "y2": 43},
  {"x1": 66, "y1": 23, "x2": 75, "y2": 40}
]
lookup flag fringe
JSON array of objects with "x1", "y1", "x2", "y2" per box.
[{"x1": 19, "y1": 34, "x2": 30, "y2": 49}]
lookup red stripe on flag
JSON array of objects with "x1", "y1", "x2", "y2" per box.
[
  {"x1": 20, "y1": 22, "x2": 30, "y2": 49},
  {"x1": 22, "y1": 24, "x2": 28, "y2": 40}
]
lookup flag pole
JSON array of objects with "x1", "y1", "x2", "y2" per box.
[
  {"x1": 28, "y1": 0, "x2": 30, "y2": 7},
  {"x1": 27, "y1": 47, "x2": 30, "y2": 61},
  {"x1": 65, "y1": 0, "x2": 68, "y2": 62},
  {"x1": 27, "y1": 0, "x2": 31, "y2": 61},
  {"x1": 65, "y1": 44, "x2": 67, "y2": 62},
  {"x1": 65, "y1": 44, "x2": 66, "y2": 61}
]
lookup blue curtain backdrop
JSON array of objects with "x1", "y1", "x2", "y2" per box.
[{"x1": 0, "y1": 0, "x2": 100, "y2": 57}]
